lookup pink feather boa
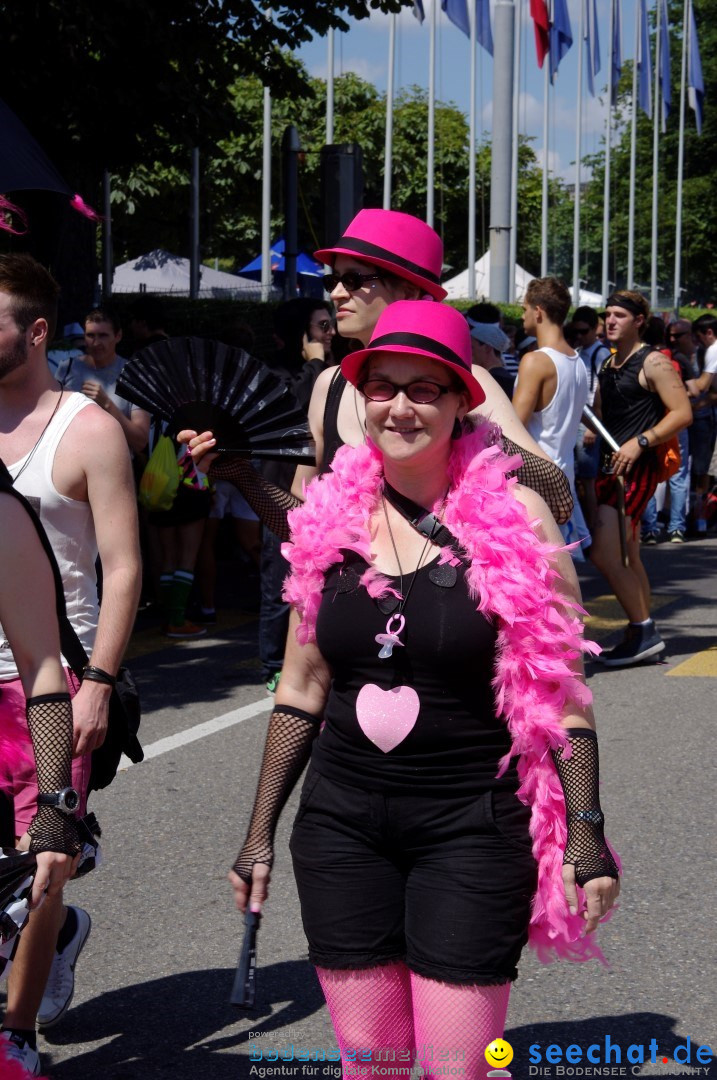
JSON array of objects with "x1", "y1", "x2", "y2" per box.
[{"x1": 282, "y1": 422, "x2": 616, "y2": 964}]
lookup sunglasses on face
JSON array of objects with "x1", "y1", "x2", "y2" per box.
[
  {"x1": 323, "y1": 271, "x2": 382, "y2": 292},
  {"x1": 359, "y1": 378, "x2": 457, "y2": 404},
  {"x1": 572, "y1": 327, "x2": 590, "y2": 335},
  {"x1": 315, "y1": 319, "x2": 335, "y2": 333}
]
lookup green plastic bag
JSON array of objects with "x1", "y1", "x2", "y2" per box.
[{"x1": 139, "y1": 435, "x2": 180, "y2": 511}]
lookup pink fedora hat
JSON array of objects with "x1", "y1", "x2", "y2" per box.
[
  {"x1": 341, "y1": 301, "x2": 485, "y2": 410},
  {"x1": 314, "y1": 209, "x2": 447, "y2": 301}
]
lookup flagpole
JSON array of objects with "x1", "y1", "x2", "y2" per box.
[
  {"x1": 572, "y1": 0, "x2": 585, "y2": 305},
  {"x1": 427, "y1": 0, "x2": 437, "y2": 225},
  {"x1": 509, "y1": 0, "x2": 522, "y2": 301},
  {"x1": 627, "y1": 0, "x2": 639, "y2": 290},
  {"x1": 326, "y1": 26, "x2": 335, "y2": 143},
  {"x1": 601, "y1": 0, "x2": 614, "y2": 303},
  {"x1": 541, "y1": 59, "x2": 549, "y2": 277},
  {"x1": 384, "y1": 13, "x2": 397, "y2": 209},
  {"x1": 468, "y1": 0, "x2": 477, "y2": 298},
  {"x1": 261, "y1": 86, "x2": 272, "y2": 302},
  {"x1": 650, "y1": 4, "x2": 661, "y2": 310},
  {"x1": 673, "y1": 0, "x2": 689, "y2": 313}
]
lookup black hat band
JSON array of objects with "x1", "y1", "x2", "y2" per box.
[
  {"x1": 367, "y1": 331, "x2": 469, "y2": 372},
  {"x1": 337, "y1": 237, "x2": 441, "y2": 285}
]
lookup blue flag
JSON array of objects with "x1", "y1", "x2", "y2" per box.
[
  {"x1": 549, "y1": 0, "x2": 573, "y2": 83},
  {"x1": 412, "y1": 1, "x2": 425, "y2": 23},
  {"x1": 659, "y1": 0, "x2": 671, "y2": 129},
  {"x1": 476, "y1": 0, "x2": 493, "y2": 56},
  {"x1": 584, "y1": 0, "x2": 601, "y2": 98},
  {"x1": 637, "y1": 0, "x2": 652, "y2": 119},
  {"x1": 610, "y1": 0, "x2": 622, "y2": 104},
  {"x1": 687, "y1": 0, "x2": 704, "y2": 135},
  {"x1": 441, "y1": 0, "x2": 470, "y2": 37}
]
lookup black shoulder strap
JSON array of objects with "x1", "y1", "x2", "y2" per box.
[
  {"x1": 0, "y1": 467, "x2": 88, "y2": 680},
  {"x1": 382, "y1": 481, "x2": 467, "y2": 560}
]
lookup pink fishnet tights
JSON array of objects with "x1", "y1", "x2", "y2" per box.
[
  {"x1": 317, "y1": 964, "x2": 414, "y2": 1078},
  {"x1": 411, "y1": 972, "x2": 511, "y2": 1080},
  {"x1": 316, "y1": 964, "x2": 511, "y2": 1080}
]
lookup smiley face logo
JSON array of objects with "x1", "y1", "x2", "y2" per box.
[{"x1": 485, "y1": 1039, "x2": 514, "y2": 1069}]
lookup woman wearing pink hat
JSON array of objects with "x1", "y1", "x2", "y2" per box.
[
  {"x1": 229, "y1": 303, "x2": 620, "y2": 1079},
  {"x1": 180, "y1": 210, "x2": 572, "y2": 537}
]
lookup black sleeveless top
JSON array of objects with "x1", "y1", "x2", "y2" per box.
[
  {"x1": 311, "y1": 553, "x2": 519, "y2": 796},
  {"x1": 320, "y1": 368, "x2": 349, "y2": 474},
  {"x1": 598, "y1": 345, "x2": 665, "y2": 448}
]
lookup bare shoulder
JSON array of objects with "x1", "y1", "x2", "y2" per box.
[
  {"x1": 518, "y1": 348, "x2": 554, "y2": 373},
  {"x1": 62, "y1": 399, "x2": 131, "y2": 459},
  {"x1": 310, "y1": 363, "x2": 337, "y2": 404}
]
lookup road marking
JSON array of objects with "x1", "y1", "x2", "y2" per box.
[
  {"x1": 666, "y1": 644, "x2": 717, "y2": 678},
  {"x1": 118, "y1": 695, "x2": 272, "y2": 769},
  {"x1": 584, "y1": 594, "x2": 674, "y2": 640}
]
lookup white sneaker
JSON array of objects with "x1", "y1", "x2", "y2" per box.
[
  {"x1": 0, "y1": 1029, "x2": 41, "y2": 1076},
  {"x1": 37, "y1": 905, "x2": 92, "y2": 1029}
]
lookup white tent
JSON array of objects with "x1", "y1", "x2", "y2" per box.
[
  {"x1": 443, "y1": 253, "x2": 603, "y2": 306},
  {"x1": 107, "y1": 249, "x2": 272, "y2": 298}
]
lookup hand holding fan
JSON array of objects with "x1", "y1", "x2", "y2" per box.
[
  {"x1": 116, "y1": 337, "x2": 315, "y2": 464},
  {"x1": 229, "y1": 908, "x2": 261, "y2": 1008}
]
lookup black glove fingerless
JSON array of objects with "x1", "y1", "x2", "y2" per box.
[
  {"x1": 26, "y1": 693, "x2": 82, "y2": 857},
  {"x1": 232, "y1": 706, "x2": 320, "y2": 883},
  {"x1": 552, "y1": 728, "x2": 619, "y2": 888}
]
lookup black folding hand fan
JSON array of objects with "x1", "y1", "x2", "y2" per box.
[{"x1": 116, "y1": 337, "x2": 316, "y2": 464}]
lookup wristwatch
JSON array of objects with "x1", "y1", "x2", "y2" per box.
[
  {"x1": 637, "y1": 434, "x2": 650, "y2": 449},
  {"x1": 36, "y1": 787, "x2": 80, "y2": 815}
]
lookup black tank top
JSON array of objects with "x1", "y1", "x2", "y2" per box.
[
  {"x1": 320, "y1": 368, "x2": 349, "y2": 474},
  {"x1": 312, "y1": 553, "x2": 519, "y2": 795},
  {"x1": 598, "y1": 345, "x2": 665, "y2": 448}
]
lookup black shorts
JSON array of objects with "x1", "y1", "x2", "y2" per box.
[{"x1": 289, "y1": 769, "x2": 537, "y2": 986}]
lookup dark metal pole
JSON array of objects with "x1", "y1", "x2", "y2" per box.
[
  {"x1": 102, "y1": 169, "x2": 113, "y2": 297},
  {"x1": 190, "y1": 147, "x2": 200, "y2": 300},
  {"x1": 283, "y1": 125, "x2": 300, "y2": 299}
]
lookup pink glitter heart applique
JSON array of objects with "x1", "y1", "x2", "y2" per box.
[{"x1": 355, "y1": 683, "x2": 420, "y2": 754}]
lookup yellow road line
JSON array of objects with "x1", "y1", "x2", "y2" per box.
[
  {"x1": 583, "y1": 594, "x2": 674, "y2": 641},
  {"x1": 666, "y1": 644, "x2": 717, "y2": 678}
]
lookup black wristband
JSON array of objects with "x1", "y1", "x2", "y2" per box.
[{"x1": 83, "y1": 665, "x2": 116, "y2": 688}]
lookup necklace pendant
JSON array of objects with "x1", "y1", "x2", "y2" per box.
[{"x1": 375, "y1": 613, "x2": 406, "y2": 660}]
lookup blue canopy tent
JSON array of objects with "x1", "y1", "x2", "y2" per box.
[{"x1": 239, "y1": 238, "x2": 325, "y2": 298}]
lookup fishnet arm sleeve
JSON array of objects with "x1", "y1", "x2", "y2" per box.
[
  {"x1": 551, "y1": 728, "x2": 619, "y2": 887},
  {"x1": 26, "y1": 693, "x2": 82, "y2": 857},
  {"x1": 502, "y1": 436, "x2": 574, "y2": 525},
  {"x1": 232, "y1": 707, "x2": 320, "y2": 883},
  {"x1": 208, "y1": 458, "x2": 301, "y2": 542}
]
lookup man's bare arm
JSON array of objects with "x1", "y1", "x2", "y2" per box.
[
  {"x1": 510, "y1": 351, "x2": 552, "y2": 426},
  {"x1": 71, "y1": 409, "x2": 141, "y2": 754}
]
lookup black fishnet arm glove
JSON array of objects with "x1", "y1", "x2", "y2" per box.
[
  {"x1": 552, "y1": 728, "x2": 619, "y2": 887},
  {"x1": 209, "y1": 457, "x2": 301, "y2": 542},
  {"x1": 26, "y1": 693, "x2": 82, "y2": 857},
  {"x1": 232, "y1": 706, "x2": 320, "y2": 883},
  {"x1": 502, "y1": 436, "x2": 574, "y2": 525}
]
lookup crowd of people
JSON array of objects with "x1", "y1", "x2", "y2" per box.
[{"x1": 0, "y1": 209, "x2": 715, "y2": 1077}]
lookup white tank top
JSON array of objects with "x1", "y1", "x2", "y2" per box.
[
  {"x1": 0, "y1": 393, "x2": 99, "y2": 680},
  {"x1": 523, "y1": 347, "x2": 588, "y2": 484}
]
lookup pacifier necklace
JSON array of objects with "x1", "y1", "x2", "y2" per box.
[{"x1": 375, "y1": 494, "x2": 433, "y2": 659}]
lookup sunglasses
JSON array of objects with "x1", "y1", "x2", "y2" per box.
[
  {"x1": 359, "y1": 378, "x2": 457, "y2": 404},
  {"x1": 316, "y1": 319, "x2": 335, "y2": 333},
  {"x1": 572, "y1": 327, "x2": 590, "y2": 335},
  {"x1": 323, "y1": 271, "x2": 382, "y2": 292}
]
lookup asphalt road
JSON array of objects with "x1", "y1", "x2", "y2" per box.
[{"x1": 7, "y1": 537, "x2": 717, "y2": 1080}]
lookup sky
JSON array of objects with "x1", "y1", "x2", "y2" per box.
[{"x1": 295, "y1": 0, "x2": 649, "y2": 185}]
